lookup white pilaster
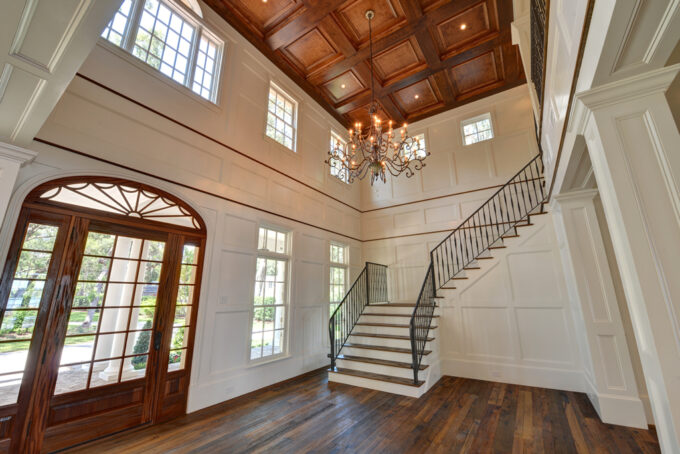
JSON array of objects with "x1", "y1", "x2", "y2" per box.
[
  {"x1": 0, "y1": 142, "x2": 37, "y2": 225},
  {"x1": 551, "y1": 189, "x2": 647, "y2": 428},
  {"x1": 570, "y1": 64, "x2": 680, "y2": 453}
]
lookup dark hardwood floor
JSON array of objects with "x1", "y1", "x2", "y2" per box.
[{"x1": 61, "y1": 369, "x2": 660, "y2": 453}]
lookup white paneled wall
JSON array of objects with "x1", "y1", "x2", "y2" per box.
[{"x1": 439, "y1": 213, "x2": 583, "y2": 390}]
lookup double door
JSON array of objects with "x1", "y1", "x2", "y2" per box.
[{"x1": 0, "y1": 207, "x2": 201, "y2": 452}]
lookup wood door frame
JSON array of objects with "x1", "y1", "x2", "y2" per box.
[{"x1": 0, "y1": 177, "x2": 207, "y2": 452}]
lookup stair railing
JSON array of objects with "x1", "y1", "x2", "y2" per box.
[
  {"x1": 329, "y1": 262, "x2": 387, "y2": 369},
  {"x1": 409, "y1": 154, "x2": 547, "y2": 383}
]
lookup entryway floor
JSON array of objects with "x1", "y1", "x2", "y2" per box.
[{"x1": 62, "y1": 369, "x2": 660, "y2": 453}]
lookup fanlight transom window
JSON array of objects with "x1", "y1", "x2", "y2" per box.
[{"x1": 37, "y1": 180, "x2": 202, "y2": 230}]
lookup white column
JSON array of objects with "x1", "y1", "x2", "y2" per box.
[
  {"x1": 551, "y1": 189, "x2": 647, "y2": 428},
  {"x1": 0, "y1": 142, "x2": 37, "y2": 225},
  {"x1": 573, "y1": 64, "x2": 680, "y2": 453}
]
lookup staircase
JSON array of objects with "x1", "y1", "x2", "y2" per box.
[{"x1": 328, "y1": 155, "x2": 547, "y2": 396}]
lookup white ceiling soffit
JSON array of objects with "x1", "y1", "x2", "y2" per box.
[{"x1": 0, "y1": 0, "x2": 123, "y2": 146}]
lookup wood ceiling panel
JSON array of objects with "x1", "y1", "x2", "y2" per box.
[
  {"x1": 391, "y1": 76, "x2": 443, "y2": 116},
  {"x1": 226, "y1": 0, "x2": 303, "y2": 35},
  {"x1": 434, "y1": 1, "x2": 496, "y2": 60},
  {"x1": 449, "y1": 49, "x2": 503, "y2": 99},
  {"x1": 322, "y1": 69, "x2": 367, "y2": 103},
  {"x1": 281, "y1": 27, "x2": 343, "y2": 75},
  {"x1": 204, "y1": 0, "x2": 524, "y2": 126},
  {"x1": 333, "y1": 0, "x2": 407, "y2": 48},
  {"x1": 372, "y1": 37, "x2": 426, "y2": 86}
]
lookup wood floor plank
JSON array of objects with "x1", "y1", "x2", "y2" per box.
[{"x1": 62, "y1": 370, "x2": 660, "y2": 454}]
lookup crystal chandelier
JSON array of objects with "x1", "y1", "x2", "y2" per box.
[{"x1": 325, "y1": 10, "x2": 429, "y2": 185}]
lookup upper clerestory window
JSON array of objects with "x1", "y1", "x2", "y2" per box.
[{"x1": 101, "y1": 0, "x2": 222, "y2": 103}]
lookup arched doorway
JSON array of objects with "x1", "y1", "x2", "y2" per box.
[{"x1": 0, "y1": 177, "x2": 206, "y2": 452}]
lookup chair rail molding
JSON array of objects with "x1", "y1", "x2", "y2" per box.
[{"x1": 0, "y1": 141, "x2": 37, "y2": 225}]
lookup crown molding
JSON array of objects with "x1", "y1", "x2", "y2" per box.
[{"x1": 0, "y1": 141, "x2": 37, "y2": 165}]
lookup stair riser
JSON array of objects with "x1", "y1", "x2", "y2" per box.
[
  {"x1": 353, "y1": 325, "x2": 438, "y2": 336},
  {"x1": 341, "y1": 347, "x2": 430, "y2": 364},
  {"x1": 362, "y1": 306, "x2": 441, "y2": 317},
  {"x1": 359, "y1": 315, "x2": 414, "y2": 324},
  {"x1": 353, "y1": 325, "x2": 411, "y2": 336},
  {"x1": 328, "y1": 372, "x2": 423, "y2": 398},
  {"x1": 348, "y1": 334, "x2": 433, "y2": 350},
  {"x1": 335, "y1": 359, "x2": 420, "y2": 380},
  {"x1": 362, "y1": 305, "x2": 415, "y2": 315}
]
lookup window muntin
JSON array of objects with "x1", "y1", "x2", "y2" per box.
[
  {"x1": 54, "y1": 232, "x2": 165, "y2": 394},
  {"x1": 251, "y1": 227, "x2": 290, "y2": 360},
  {"x1": 39, "y1": 181, "x2": 202, "y2": 229},
  {"x1": 329, "y1": 132, "x2": 348, "y2": 183},
  {"x1": 462, "y1": 113, "x2": 494, "y2": 145},
  {"x1": 168, "y1": 243, "x2": 198, "y2": 371},
  {"x1": 329, "y1": 243, "x2": 348, "y2": 316},
  {"x1": 133, "y1": 0, "x2": 195, "y2": 84},
  {"x1": 192, "y1": 35, "x2": 218, "y2": 99},
  {"x1": 266, "y1": 84, "x2": 297, "y2": 151},
  {"x1": 101, "y1": 0, "x2": 222, "y2": 102},
  {"x1": 101, "y1": 0, "x2": 134, "y2": 46},
  {"x1": 0, "y1": 223, "x2": 59, "y2": 406}
]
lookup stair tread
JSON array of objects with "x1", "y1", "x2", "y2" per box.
[
  {"x1": 372, "y1": 303, "x2": 437, "y2": 307},
  {"x1": 502, "y1": 234, "x2": 519, "y2": 238},
  {"x1": 361, "y1": 313, "x2": 440, "y2": 318},
  {"x1": 329, "y1": 367, "x2": 425, "y2": 387},
  {"x1": 350, "y1": 332, "x2": 435, "y2": 341},
  {"x1": 344, "y1": 342, "x2": 432, "y2": 355},
  {"x1": 337, "y1": 354, "x2": 428, "y2": 370},
  {"x1": 355, "y1": 322, "x2": 438, "y2": 329}
]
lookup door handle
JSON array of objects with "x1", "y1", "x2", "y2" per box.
[{"x1": 153, "y1": 331, "x2": 162, "y2": 351}]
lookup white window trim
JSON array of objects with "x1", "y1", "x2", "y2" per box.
[
  {"x1": 248, "y1": 225, "x2": 292, "y2": 363},
  {"x1": 461, "y1": 112, "x2": 495, "y2": 146},
  {"x1": 99, "y1": 0, "x2": 224, "y2": 105},
  {"x1": 264, "y1": 81, "x2": 299, "y2": 153},
  {"x1": 329, "y1": 130, "x2": 349, "y2": 184}
]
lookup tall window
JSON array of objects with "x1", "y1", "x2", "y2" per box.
[
  {"x1": 462, "y1": 113, "x2": 494, "y2": 145},
  {"x1": 101, "y1": 0, "x2": 222, "y2": 102},
  {"x1": 251, "y1": 227, "x2": 290, "y2": 360},
  {"x1": 266, "y1": 83, "x2": 298, "y2": 151},
  {"x1": 329, "y1": 132, "x2": 348, "y2": 183},
  {"x1": 329, "y1": 243, "x2": 348, "y2": 316}
]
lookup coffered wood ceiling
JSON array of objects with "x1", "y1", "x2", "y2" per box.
[{"x1": 204, "y1": 0, "x2": 525, "y2": 127}]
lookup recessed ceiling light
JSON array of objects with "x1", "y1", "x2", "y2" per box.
[
  {"x1": 414, "y1": 94, "x2": 419, "y2": 99},
  {"x1": 460, "y1": 23, "x2": 467, "y2": 30},
  {"x1": 341, "y1": 84, "x2": 346, "y2": 88}
]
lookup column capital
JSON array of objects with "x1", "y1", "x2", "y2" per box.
[
  {"x1": 550, "y1": 189, "x2": 599, "y2": 211},
  {"x1": 569, "y1": 64, "x2": 680, "y2": 135},
  {"x1": 0, "y1": 142, "x2": 37, "y2": 166}
]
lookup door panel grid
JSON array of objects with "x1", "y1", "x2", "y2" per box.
[
  {"x1": 54, "y1": 231, "x2": 166, "y2": 395},
  {"x1": 0, "y1": 223, "x2": 60, "y2": 406}
]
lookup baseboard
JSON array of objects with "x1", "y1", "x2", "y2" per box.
[
  {"x1": 595, "y1": 392, "x2": 648, "y2": 428},
  {"x1": 441, "y1": 357, "x2": 585, "y2": 392}
]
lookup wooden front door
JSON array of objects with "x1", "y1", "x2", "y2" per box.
[{"x1": 0, "y1": 178, "x2": 205, "y2": 453}]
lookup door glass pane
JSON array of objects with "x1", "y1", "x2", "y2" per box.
[
  {"x1": 56, "y1": 232, "x2": 164, "y2": 395},
  {"x1": 167, "y1": 243, "x2": 198, "y2": 372},
  {"x1": 0, "y1": 223, "x2": 59, "y2": 406}
]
